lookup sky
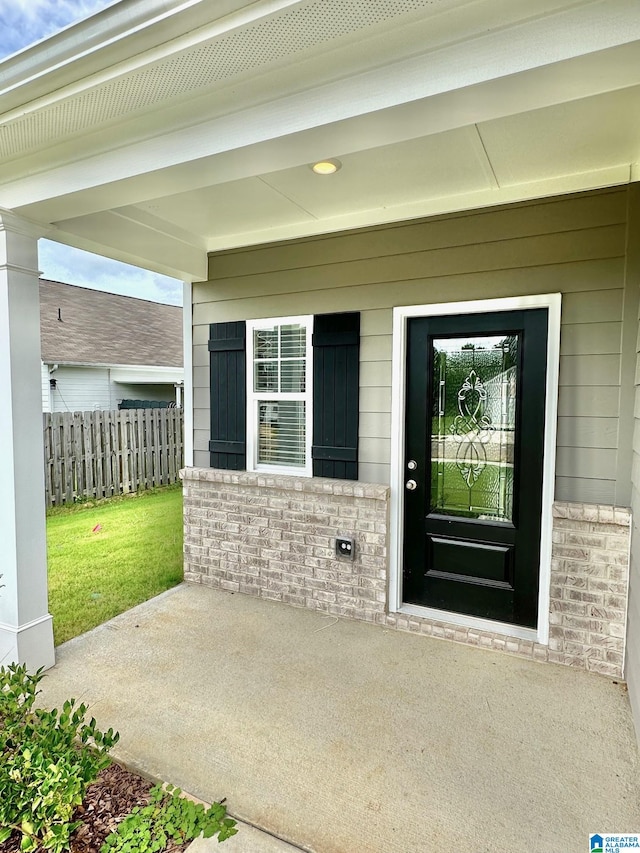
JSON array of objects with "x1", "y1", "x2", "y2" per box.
[{"x1": 0, "y1": 0, "x2": 183, "y2": 306}]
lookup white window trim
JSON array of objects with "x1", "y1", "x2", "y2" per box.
[
  {"x1": 246, "y1": 315, "x2": 313, "y2": 477},
  {"x1": 389, "y1": 293, "x2": 561, "y2": 645}
]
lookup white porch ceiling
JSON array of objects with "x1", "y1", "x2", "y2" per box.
[{"x1": 0, "y1": 0, "x2": 639, "y2": 281}]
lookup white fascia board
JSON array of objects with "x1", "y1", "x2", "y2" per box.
[
  {"x1": 46, "y1": 231, "x2": 206, "y2": 283},
  {"x1": 47, "y1": 214, "x2": 207, "y2": 282}
]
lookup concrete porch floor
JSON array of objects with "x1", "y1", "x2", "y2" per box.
[{"x1": 39, "y1": 583, "x2": 639, "y2": 853}]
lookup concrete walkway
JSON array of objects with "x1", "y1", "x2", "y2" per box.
[{"x1": 40, "y1": 584, "x2": 639, "y2": 853}]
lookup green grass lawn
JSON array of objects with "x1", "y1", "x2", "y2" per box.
[{"x1": 47, "y1": 485, "x2": 184, "y2": 645}]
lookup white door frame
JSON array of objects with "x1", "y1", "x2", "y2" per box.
[{"x1": 389, "y1": 293, "x2": 562, "y2": 644}]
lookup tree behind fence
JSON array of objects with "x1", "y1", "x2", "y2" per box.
[{"x1": 43, "y1": 408, "x2": 184, "y2": 507}]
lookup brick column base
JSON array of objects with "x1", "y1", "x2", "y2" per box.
[{"x1": 549, "y1": 501, "x2": 629, "y2": 677}]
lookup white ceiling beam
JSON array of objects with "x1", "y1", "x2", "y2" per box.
[
  {"x1": 201, "y1": 165, "x2": 632, "y2": 252},
  {"x1": 49, "y1": 214, "x2": 207, "y2": 281}
]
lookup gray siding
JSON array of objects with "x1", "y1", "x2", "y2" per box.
[
  {"x1": 194, "y1": 188, "x2": 634, "y2": 502},
  {"x1": 627, "y1": 184, "x2": 640, "y2": 743},
  {"x1": 48, "y1": 366, "x2": 112, "y2": 412}
]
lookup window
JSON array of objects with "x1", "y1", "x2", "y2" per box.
[
  {"x1": 246, "y1": 316, "x2": 313, "y2": 476},
  {"x1": 208, "y1": 312, "x2": 360, "y2": 479}
]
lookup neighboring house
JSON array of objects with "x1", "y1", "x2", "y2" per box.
[
  {"x1": 2, "y1": 1, "x2": 640, "y2": 747},
  {"x1": 39, "y1": 279, "x2": 183, "y2": 412}
]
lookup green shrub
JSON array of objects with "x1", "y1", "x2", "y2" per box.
[
  {"x1": 101, "y1": 784, "x2": 237, "y2": 853},
  {"x1": 0, "y1": 663, "x2": 119, "y2": 853}
]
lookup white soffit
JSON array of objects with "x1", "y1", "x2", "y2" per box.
[
  {"x1": 136, "y1": 128, "x2": 495, "y2": 235},
  {"x1": 0, "y1": 0, "x2": 499, "y2": 162},
  {"x1": 2, "y1": 0, "x2": 640, "y2": 174},
  {"x1": 478, "y1": 88, "x2": 640, "y2": 185}
]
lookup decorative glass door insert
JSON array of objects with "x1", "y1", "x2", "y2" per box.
[{"x1": 431, "y1": 334, "x2": 519, "y2": 523}]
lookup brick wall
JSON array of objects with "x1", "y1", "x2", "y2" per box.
[
  {"x1": 182, "y1": 468, "x2": 389, "y2": 621},
  {"x1": 182, "y1": 470, "x2": 630, "y2": 677},
  {"x1": 549, "y1": 501, "x2": 630, "y2": 677}
]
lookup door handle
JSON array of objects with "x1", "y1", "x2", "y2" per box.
[{"x1": 406, "y1": 479, "x2": 417, "y2": 491}]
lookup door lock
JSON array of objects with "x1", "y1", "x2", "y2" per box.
[
  {"x1": 407, "y1": 460, "x2": 417, "y2": 470},
  {"x1": 406, "y1": 479, "x2": 417, "y2": 490}
]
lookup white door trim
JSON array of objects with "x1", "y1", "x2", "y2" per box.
[{"x1": 389, "y1": 293, "x2": 562, "y2": 645}]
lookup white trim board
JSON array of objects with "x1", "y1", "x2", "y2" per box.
[
  {"x1": 389, "y1": 293, "x2": 562, "y2": 646},
  {"x1": 183, "y1": 281, "x2": 193, "y2": 468},
  {"x1": 110, "y1": 365, "x2": 183, "y2": 383}
]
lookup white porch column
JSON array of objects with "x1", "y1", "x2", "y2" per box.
[{"x1": 0, "y1": 211, "x2": 54, "y2": 670}]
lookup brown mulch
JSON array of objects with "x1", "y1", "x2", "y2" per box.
[{"x1": 0, "y1": 763, "x2": 190, "y2": 853}]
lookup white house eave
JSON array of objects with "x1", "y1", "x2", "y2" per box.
[
  {"x1": 46, "y1": 360, "x2": 183, "y2": 380},
  {"x1": 110, "y1": 365, "x2": 184, "y2": 384},
  {"x1": 7, "y1": 36, "x2": 640, "y2": 215},
  {"x1": 0, "y1": 0, "x2": 288, "y2": 109},
  {"x1": 2, "y1": 0, "x2": 640, "y2": 173}
]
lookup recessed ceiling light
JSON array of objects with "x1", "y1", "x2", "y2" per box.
[{"x1": 311, "y1": 159, "x2": 341, "y2": 175}]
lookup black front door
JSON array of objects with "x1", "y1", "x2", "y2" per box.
[{"x1": 402, "y1": 309, "x2": 548, "y2": 629}]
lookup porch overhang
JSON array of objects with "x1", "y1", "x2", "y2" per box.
[{"x1": 0, "y1": 0, "x2": 639, "y2": 279}]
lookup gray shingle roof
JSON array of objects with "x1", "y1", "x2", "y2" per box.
[{"x1": 39, "y1": 279, "x2": 183, "y2": 367}]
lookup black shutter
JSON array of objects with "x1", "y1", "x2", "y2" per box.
[
  {"x1": 312, "y1": 312, "x2": 360, "y2": 479},
  {"x1": 209, "y1": 321, "x2": 246, "y2": 470}
]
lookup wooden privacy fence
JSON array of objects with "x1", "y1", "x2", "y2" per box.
[{"x1": 43, "y1": 408, "x2": 184, "y2": 507}]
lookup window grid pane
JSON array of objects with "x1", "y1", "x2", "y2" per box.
[
  {"x1": 254, "y1": 362, "x2": 278, "y2": 391},
  {"x1": 258, "y1": 401, "x2": 306, "y2": 467},
  {"x1": 281, "y1": 359, "x2": 306, "y2": 392},
  {"x1": 280, "y1": 324, "x2": 306, "y2": 358},
  {"x1": 253, "y1": 324, "x2": 306, "y2": 393},
  {"x1": 254, "y1": 328, "x2": 278, "y2": 359}
]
